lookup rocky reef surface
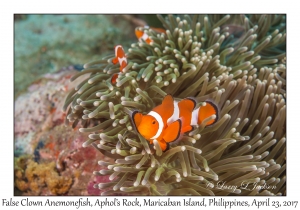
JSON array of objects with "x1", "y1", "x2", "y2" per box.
[{"x1": 14, "y1": 15, "x2": 135, "y2": 195}]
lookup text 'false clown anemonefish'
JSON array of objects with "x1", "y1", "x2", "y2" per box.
[
  {"x1": 111, "y1": 45, "x2": 127, "y2": 84},
  {"x1": 131, "y1": 94, "x2": 219, "y2": 151},
  {"x1": 135, "y1": 26, "x2": 166, "y2": 44}
]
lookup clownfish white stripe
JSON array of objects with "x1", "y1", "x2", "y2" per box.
[
  {"x1": 118, "y1": 56, "x2": 127, "y2": 66},
  {"x1": 141, "y1": 33, "x2": 149, "y2": 41},
  {"x1": 131, "y1": 94, "x2": 218, "y2": 152},
  {"x1": 167, "y1": 101, "x2": 180, "y2": 125},
  {"x1": 191, "y1": 107, "x2": 199, "y2": 125},
  {"x1": 114, "y1": 46, "x2": 122, "y2": 57},
  {"x1": 148, "y1": 111, "x2": 164, "y2": 140}
]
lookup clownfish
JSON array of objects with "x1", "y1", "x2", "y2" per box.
[
  {"x1": 131, "y1": 94, "x2": 219, "y2": 151},
  {"x1": 135, "y1": 26, "x2": 166, "y2": 44},
  {"x1": 111, "y1": 45, "x2": 127, "y2": 84}
]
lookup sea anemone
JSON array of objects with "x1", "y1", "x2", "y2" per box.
[{"x1": 63, "y1": 14, "x2": 286, "y2": 195}]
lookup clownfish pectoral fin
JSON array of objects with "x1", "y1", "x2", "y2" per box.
[
  {"x1": 199, "y1": 101, "x2": 219, "y2": 126},
  {"x1": 157, "y1": 140, "x2": 168, "y2": 151},
  {"x1": 112, "y1": 57, "x2": 118, "y2": 65},
  {"x1": 163, "y1": 119, "x2": 182, "y2": 143},
  {"x1": 131, "y1": 110, "x2": 143, "y2": 131}
]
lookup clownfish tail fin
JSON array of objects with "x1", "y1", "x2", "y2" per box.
[
  {"x1": 205, "y1": 101, "x2": 219, "y2": 124},
  {"x1": 111, "y1": 73, "x2": 118, "y2": 84},
  {"x1": 198, "y1": 100, "x2": 219, "y2": 126}
]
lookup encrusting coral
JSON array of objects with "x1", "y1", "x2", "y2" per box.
[
  {"x1": 15, "y1": 156, "x2": 72, "y2": 195},
  {"x1": 63, "y1": 14, "x2": 286, "y2": 195}
]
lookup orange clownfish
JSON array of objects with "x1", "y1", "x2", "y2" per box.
[
  {"x1": 111, "y1": 45, "x2": 127, "y2": 84},
  {"x1": 132, "y1": 94, "x2": 219, "y2": 151},
  {"x1": 135, "y1": 26, "x2": 166, "y2": 44}
]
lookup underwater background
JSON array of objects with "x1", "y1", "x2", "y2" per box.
[
  {"x1": 14, "y1": 14, "x2": 141, "y2": 195},
  {"x1": 14, "y1": 14, "x2": 286, "y2": 196}
]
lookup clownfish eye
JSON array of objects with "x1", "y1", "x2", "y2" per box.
[{"x1": 152, "y1": 121, "x2": 156, "y2": 124}]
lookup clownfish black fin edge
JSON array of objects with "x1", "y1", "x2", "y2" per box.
[
  {"x1": 131, "y1": 110, "x2": 140, "y2": 133},
  {"x1": 174, "y1": 118, "x2": 182, "y2": 142},
  {"x1": 205, "y1": 100, "x2": 219, "y2": 126},
  {"x1": 165, "y1": 143, "x2": 170, "y2": 151},
  {"x1": 190, "y1": 125, "x2": 195, "y2": 132},
  {"x1": 186, "y1": 97, "x2": 197, "y2": 110}
]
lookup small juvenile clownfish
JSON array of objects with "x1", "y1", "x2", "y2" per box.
[
  {"x1": 131, "y1": 94, "x2": 219, "y2": 151},
  {"x1": 111, "y1": 45, "x2": 127, "y2": 84},
  {"x1": 135, "y1": 26, "x2": 166, "y2": 44}
]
